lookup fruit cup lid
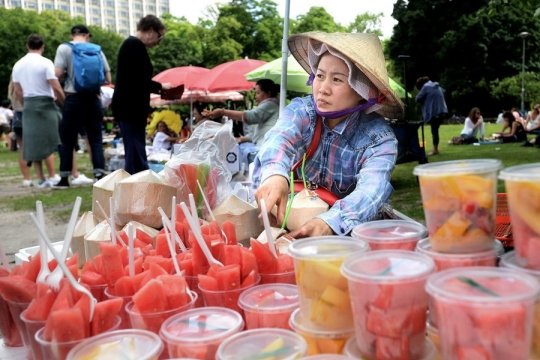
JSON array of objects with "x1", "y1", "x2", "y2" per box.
[
  {"x1": 416, "y1": 238, "x2": 503, "y2": 259},
  {"x1": 351, "y1": 220, "x2": 427, "y2": 243},
  {"x1": 238, "y1": 284, "x2": 299, "y2": 313},
  {"x1": 500, "y1": 251, "x2": 540, "y2": 280},
  {"x1": 413, "y1": 159, "x2": 502, "y2": 176},
  {"x1": 343, "y1": 336, "x2": 436, "y2": 360},
  {"x1": 288, "y1": 236, "x2": 369, "y2": 260},
  {"x1": 288, "y1": 308, "x2": 354, "y2": 337},
  {"x1": 216, "y1": 328, "x2": 307, "y2": 360},
  {"x1": 499, "y1": 163, "x2": 540, "y2": 181}
]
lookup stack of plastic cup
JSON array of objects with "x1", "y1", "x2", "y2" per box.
[
  {"x1": 426, "y1": 267, "x2": 539, "y2": 359},
  {"x1": 499, "y1": 163, "x2": 540, "y2": 269},
  {"x1": 351, "y1": 220, "x2": 426, "y2": 251},
  {"x1": 215, "y1": 328, "x2": 308, "y2": 359},
  {"x1": 66, "y1": 329, "x2": 163, "y2": 360},
  {"x1": 341, "y1": 250, "x2": 434, "y2": 359},
  {"x1": 238, "y1": 283, "x2": 299, "y2": 329},
  {"x1": 500, "y1": 251, "x2": 540, "y2": 359},
  {"x1": 159, "y1": 306, "x2": 244, "y2": 359}
]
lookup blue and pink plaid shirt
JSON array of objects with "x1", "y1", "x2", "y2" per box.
[{"x1": 253, "y1": 95, "x2": 398, "y2": 235}]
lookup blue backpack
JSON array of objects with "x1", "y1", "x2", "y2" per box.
[{"x1": 66, "y1": 42, "x2": 104, "y2": 93}]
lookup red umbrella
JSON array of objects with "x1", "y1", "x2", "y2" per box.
[
  {"x1": 152, "y1": 65, "x2": 210, "y2": 88},
  {"x1": 190, "y1": 59, "x2": 267, "y2": 92}
]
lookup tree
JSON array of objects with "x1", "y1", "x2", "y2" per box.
[
  {"x1": 292, "y1": 7, "x2": 345, "y2": 33},
  {"x1": 347, "y1": 12, "x2": 383, "y2": 36}
]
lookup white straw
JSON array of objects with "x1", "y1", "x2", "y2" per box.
[
  {"x1": 60, "y1": 196, "x2": 82, "y2": 261},
  {"x1": 158, "y1": 207, "x2": 187, "y2": 252},
  {"x1": 127, "y1": 223, "x2": 135, "y2": 277},
  {"x1": 260, "y1": 199, "x2": 278, "y2": 258},
  {"x1": 108, "y1": 197, "x2": 117, "y2": 246},
  {"x1": 36, "y1": 201, "x2": 49, "y2": 282},
  {"x1": 162, "y1": 216, "x2": 181, "y2": 275},
  {"x1": 196, "y1": 180, "x2": 228, "y2": 244}
]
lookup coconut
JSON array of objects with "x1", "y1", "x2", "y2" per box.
[
  {"x1": 92, "y1": 169, "x2": 131, "y2": 222},
  {"x1": 113, "y1": 170, "x2": 176, "y2": 228},
  {"x1": 213, "y1": 195, "x2": 263, "y2": 246},
  {"x1": 257, "y1": 227, "x2": 287, "y2": 244},
  {"x1": 84, "y1": 220, "x2": 115, "y2": 261},
  {"x1": 286, "y1": 189, "x2": 329, "y2": 231},
  {"x1": 71, "y1": 211, "x2": 97, "y2": 268}
]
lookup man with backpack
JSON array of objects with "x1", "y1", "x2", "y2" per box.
[{"x1": 54, "y1": 24, "x2": 111, "y2": 187}]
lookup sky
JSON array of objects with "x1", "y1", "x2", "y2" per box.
[{"x1": 169, "y1": 0, "x2": 398, "y2": 39}]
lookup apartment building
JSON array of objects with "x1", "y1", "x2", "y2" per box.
[{"x1": 0, "y1": 0, "x2": 170, "y2": 36}]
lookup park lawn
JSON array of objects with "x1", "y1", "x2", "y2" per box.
[{"x1": 0, "y1": 122, "x2": 538, "y2": 223}]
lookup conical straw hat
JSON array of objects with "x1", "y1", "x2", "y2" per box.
[{"x1": 288, "y1": 31, "x2": 404, "y2": 119}]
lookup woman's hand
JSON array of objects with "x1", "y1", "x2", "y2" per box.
[
  {"x1": 255, "y1": 175, "x2": 289, "y2": 224},
  {"x1": 288, "y1": 218, "x2": 334, "y2": 239}
]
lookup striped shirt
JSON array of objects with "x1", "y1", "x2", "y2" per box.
[{"x1": 253, "y1": 96, "x2": 398, "y2": 235}]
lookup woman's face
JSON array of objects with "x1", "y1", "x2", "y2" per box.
[
  {"x1": 157, "y1": 122, "x2": 167, "y2": 131},
  {"x1": 254, "y1": 84, "x2": 269, "y2": 104},
  {"x1": 313, "y1": 53, "x2": 362, "y2": 114}
]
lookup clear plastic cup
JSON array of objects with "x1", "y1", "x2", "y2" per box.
[
  {"x1": 88, "y1": 283, "x2": 107, "y2": 302},
  {"x1": 415, "y1": 238, "x2": 500, "y2": 271},
  {"x1": 198, "y1": 275, "x2": 260, "y2": 315},
  {"x1": 126, "y1": 290, "x2": 197, "y2": 334},
  {"x1": 413, "y1": 159, "x2": 501, "y2": 253},
  {"x1": 289, "y1": 308, "x2": 353, "y2": 356},
  {"x1": 216, "y1": 328, "x2": 308, "y2": 360},
  {"x1": 260, "y1": 270, "x2": 296, "y2": 285},
  {"x1": 20, "y1": 309, "x2": 46, "y2": 360},
  {"x1": 66, "y1": 329, "x2": 163, "y2": 360},
  {"x1": 341, "y1": 250, "x2": 434, "y2": 360},
  {"x1": 301, "y1": 355, "x2": 355, "y2": 359},
  {"x1": 185, "y1": 275, "x2": 204, "y2": 307},
  {"x1": 288, "y1": 236, "x2": 369, "y2": 330},
  {"x1": 426, "y1": 267, "x2": 540, "y2": 359},
  {"x1": 500, "y1": 251, "x2": 540, "y2": 359},
  {"x1": 499, "y1": 163, "x2": 540, "y2": 269},
  {"x1": 351, "y1": 220, "x2": 426, "y2": 251},
  {"x1": 6, "y1": 300, "x2": 29, "y2": 348},
  {"x1": 104, "y1": 286, "x2": 132, "y2": 329},
  {"x1": 238, "y1": 283, "x2": 299, "y2": 330},
  {"x1": 0, "y1": 296, "x2": 23, "y2": 347},
  {"x1": 426, "y1": 320, "x2": 441, "y2": 359},
  {"x1": 159, "y1": 306, "x2": 244, "y2": 360},
  {"x1": 342, "y1": 335, "x2": 437, "y2": 360}
]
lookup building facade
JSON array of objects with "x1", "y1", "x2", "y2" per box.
[{"x1": 1, "y1": 0, "x2": 170, "y2": 36}]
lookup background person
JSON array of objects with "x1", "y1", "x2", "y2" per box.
[
  {"x1": 456, "y1": 107, "x2": 485, "y2": 144},
  {"x1": 8, "y1": 80, "x2": 32, "y2": 186},
  {"x1": 493, "y1": 111, "x2": 527, "y2": 143},
  {"x1": 415, "y1": 76, "x2": 448, "y2": 156}
]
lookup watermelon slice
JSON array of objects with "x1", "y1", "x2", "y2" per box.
[
  {"x1": 21, "y1": 253, "x2": 41, "y2": 282},
  {"x1": 43, "y1": 308, "x2": 86, "y2": 342},
  {"x1": 132, "y1": 279, "x2": 168, "y2": 313},
  {"x1": 222, "y1": 221, "x2": 237, "y2": 245},
  {"x1": 91, "y1": 298, "x2": 123, "y2": 336},
  {"x1": 24, "y1": 288, "x2": 57, "y2": 321},
  {"x1": 250, "y1": 239, "x2": 278, "y2": 274},
  {"x1": 100, "y1": 243, "x2": 125, "y2": 286},
  {"x1": 113, "y1": 275, "x2": 136, "y2": 297},
  {"x1": 0, "y1": 275, "x2": 37, "y2": 303},
  {"x1": 158, "y1": 275, "x2": 189, "y2": 309},
  {"x1": 197, "y1": 274, "x2": 218, "y2": 291}
]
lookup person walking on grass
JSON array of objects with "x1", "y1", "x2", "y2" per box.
[{"x1": 415, "y1": 76, "x2": 448, "y2": 156}]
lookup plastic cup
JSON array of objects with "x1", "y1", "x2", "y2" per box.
[
  {"x1": 288, "y1": 236, "x2": 369, "y2": 330},
  {"x1": 289, "y1": 308, "x2": 353, "y2": 355},
  {"x1": 216, "y1": 328, "x2": 308, "y2": 360},
  {"x1": 499, "y1": 163, "x2": 540, "y2": 269},
  {"x1": 88, "y1": 283, "x2": 107, "y2": 302},
  {"x1": 66, "y1": 329, "x2": 163, "y2": 360},
  {"x1": 415, "y1": 238, "x2": 501, "y2": 271},
  {"x1": 500, "y1": 251, "x2": 540, "y2": 359},
  {"x1": 198, "y1": 275, "x2": 260, "y2": 315},
  {"x1": 413, "y1": 159, "x2": 501, "y2": 253},
  {"x1": 185, "y1": 275, "x2": 204, "y2": 307},
  {"x1": 342, "y1": 335, "x2": 437, "y2": 360},
  {"x1": 6, "y1": 300, "x2": 29, "y2": 348},
  {"x1": 126, "y1": 290, "x2": 197, "y2": 334},
  {"x1": 426, "y1": 267, "x2": 540, "y2": 359},
  {"x1": 301, "y1": 355, "x2": 355, "y2": 359},
  {"x1": 20, "y1": 309, "x2": 46, "y2": 360},
  {"x1": 238, "y1": 283, "x2": 299, "y2": 330},
  {"x1": 351, "y1": 220, "x2": 427, "y2": 251},
  {"x1": 426, "y1": 320, "x2": 441, "y2": 359},
  {"x1": 0, "y1": 297, "x2": 23, "y2": 347},
  {"x1": 260, "y1": 270, "x2": 296, "y2": 285},
  {"x1": 104, "y1": 286, "x2": 132, "y2": 328},
  {"x1": 159, "y1": 306, "x2": 244, "y2": 360},
  {"x1": 341, "y1": 250, "x2": 434, "y2": 360}
]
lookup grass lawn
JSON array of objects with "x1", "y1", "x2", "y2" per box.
[{"x1": 0, "y1": 123, "x2": 538, "y2": 223}]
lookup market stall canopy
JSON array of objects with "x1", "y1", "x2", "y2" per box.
[
  {"x1": 389, "y1": 78, "x2": 410, "y2": 99},
  {"x1": 152, "y1": 65, "x2": 210, "y2": 88},
  {"x1": 245, "y1": 54, "x2": 311, "y2": 94},
  {"x1": 190, "y1": 58, "x2": 267, "y2": 92}
]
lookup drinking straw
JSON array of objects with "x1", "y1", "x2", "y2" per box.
[
  {"x1": 36, "y1": 201, "x2": 50, "y2": 284},
  {"x1": 127, "y1": 223, "x2": 135, "y2": 277},
  {"x1": 260, "y1": 199, "x2": 278, "y2": 258},
  {"x1": 280, "y1": 171, "x2": 295, "y2": 231},
  {"x1": 196, "y1": 180, "x2": 229, "y2": 244},
  {"x1": 94, "y1": 200, "x2": 126, "y2": 247},
  {"x1": 188, "y1": 194, "x2": 202, "y2": 236},
  {"x1": 301, "y1": 153, "x2": 308, "y2": 190},
  {"x1": 158, "y1": 207, "x2": 187, "y2": 252},
  {"x1": 109, "y1": 197, "x2": 117, "y2": 246}
]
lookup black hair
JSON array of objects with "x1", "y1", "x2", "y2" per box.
[
  {"x1": 137, "y1": 15, "x2": 165, "y2": 34},
  {"x1": 256, "y1": 79, "x2": 279, "y2": 98},
  {"x1": 1, "y1": 99, "x2": 10, "y2": 108},
  {"x1": 415, "y1": 76, "x2": 430, "y2": 90},
  {"x1": 502, "y1": 111, "x2": 515, "y2": 124},
  {"x1": 27, "y1": 34, "x2": 44, "y2": 50}
]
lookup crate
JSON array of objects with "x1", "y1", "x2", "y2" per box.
[{"x1": 495, "y1": 193, "x2": 513, "y2": 250}]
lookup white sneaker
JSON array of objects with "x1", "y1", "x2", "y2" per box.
[
  {"x1": 48, "y1": 174, "x2": 61, "y2": 185},
  {"x1": 36, "y1": 179, "x2": 53, "y2": 188},
  {"x1": 21, "y1": 179, "x2": 33, "y2": 187},
  {"x1": 71, "y1": 173, "x2": 94, "y2": 185}
]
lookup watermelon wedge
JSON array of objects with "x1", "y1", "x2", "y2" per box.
[
  {"x1": 91, "y1": 298, "x2": 123, "y2": 336},
  {"x1": 0, "y1": 275, "x2": 37, "y2": 303}
]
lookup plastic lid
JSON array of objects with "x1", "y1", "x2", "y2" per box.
[
  {"x1": 343, "y1": 336, "x2": 436, "y2": 360},
  {"x1": 413, "y1": 159, "x2": 502, "y2": 176},
  {"x1": 416, "y1": 238, "x2": 501, "y2": 259},
  {"x1": 499, "y1": 163, "x2": 540, "y2": 181},
  {"x1": 238, "y1": 284, "x2": 299, "y2": 313},
  {"x1": 500, "y1": 251, "x2": 540, "y2": 280},
  {"x1": 341, "y1": 250, "x2": 434, "y2": 282},
  {"x1": 426, "y1": 267, "x2": 540, "y2": 303},
  {"x1": 288, "y1": 308, "x2": 354, "y2": 337},
  {"x1": 216, "y1": 328, "x2": 307, "y2": 360},
  {"x1": 351, "y1": 220, "x2": 426, "y2": 243},
  {"x1": 301, "y1": 355, "x2": 355, "y2": 359},
  {"x1": 159, "y1": 307, "x2": 244, "y2": 344},
  {"x1": 288, "y1": 236, "x2": 369, "y2": 260},
  {"x1": 66, "y1": 329, "x2": 163, "y2": 360}
]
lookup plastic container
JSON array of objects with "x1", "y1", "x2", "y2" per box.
[
  {"x1": 104, "y1": 286, "x2": 132, "y2": 328},
  {"x1": 159, "y1": 307, "x2": 244, "y2": 360},
  {"x1": 0, "y1": 296, "x2": 22, "y2": 347},
  {"x1": 289, "y1": 308, "x2": 353, "y2": 356},
  {"x1": 413, "y1": 159, "x2": 501, "y2": 253},
  {"x1": 415, "y1": 238, "x2": 501, "y2": 271},
  {"x1": 87, "y1": 283, "x2": 107, "y2": 302},
  {"x1": 198, "y1": 275, "x2": 260, "y2": 315},
  {"x1": 499, "y1": 163, "x2": 540, "y2": 269},
  {"x1": 426, "y1": 320, "x2": 441, "y2": 359},
  {"x1": 500, "y1": 251, "x2": 540, "y2": 359},
  {"x1": 341, "y1": 250, "x2": 434, "y2": 360},
  {"x1": 301, "y1": 355, "x2": 354, "y2": 360},
  {"x1": 342, "y1": 335, "x2": 437, "y2": 360},
  {"x1": 426, "y1": 267, "x2": 540, "y2": 359},
  {"x1": 288, "y1": 236, "x2": 369, "y2": 330},
  {"x1": 238, "y1": 283, "x2": 299, "y2": 330},
  {"x1": 185, "y1": 275, "x2": 204, "y2": 308},
  {"x1": 351, "y1": 220, "x2": 426, "y2": 251},
  {"x1": 20, "y1": 309, "x2": 46, "y2": 360},
  {"x1": 216, "y1": 328, "x2": 308, "y2": 360},
  {"x1": 260, "y1": 270, "x2": 296, "y2": 285},
  {"x1": 6, "y1": 300, "x2": 29, "y2": 348},
  {"x1": 66, "y1": 329, "x2": 163, "y2": 360},
  {"x1": 126, "y1": 290, "x2": 197, "y2": 334}
]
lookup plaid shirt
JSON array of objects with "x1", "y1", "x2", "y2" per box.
[{"x1": 253, "y1": 96, "x2": 398, "y2": 235}]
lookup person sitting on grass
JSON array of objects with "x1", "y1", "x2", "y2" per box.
[
  {"x1": 522, "y1": 104, "x2": 540, "y2": 147},
  {"x1": 150, "y1": 121, "x2": 178, "y2": 153},
  {"x1": 451, "y1": 107, "x2": 485, "y2": 144},
  {"x1": 492, "y1": 111, "x2": 527, "y2": 143}
]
